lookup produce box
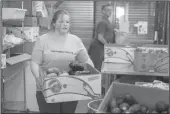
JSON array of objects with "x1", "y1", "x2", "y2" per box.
[
  {"x1": 104, "y1": 44, "x2": 135, "y2": 64},
  {"x1": 134, "y1": 45, "x2": 169, "y2": 73},
  {"x1": 98, "y1": 82, "x2": 169, "y2": 113},
  {"x1": 41, "y1": 63, "x2": 101, "y2": 103}
]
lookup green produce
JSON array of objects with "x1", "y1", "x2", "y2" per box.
[
  {"x1": 151, "y1": 110, "x2": 158, "y2": 113},
  {"x1": 147, "y1": 108, "x2": 154, "y2": 113},
  {"x1": 161, "y1": 111, "x2": 168, "y2": 114},
  {"x1": 124, "y1": 94, "x2": 137, "y2": 105},
  {"x1": 123, "y1": 110, "x2": 131, "y2": 113},
  {"x1": 140, "y1": 105, "x2": 149, "y2": 113},
  {"x1": 69, "y1": 61, "x2": 84, "y2": 71},
  {"x1": 111, "y1": 108, "x2": 121, "y2": 113},
  {"x1": 119, "y1": 102, "x2": 130, "y2": 111},
  {"x1": 116, "y1": 96, "x2": 124, "y2": 105},
  {"x1": 47, "y1": 67, "x2": 60, "y2": 75},
  {"x1": 110, "y1": 97, "x2": 118, "y2": 109},
  {"x1": 155, "y1": 101, "x2": 168, "y2": 112},
  {"x1": 128, "y1": 104, "x2": 141, "y2": 113},
  {"x1": 68, "y1": 70, "x2": 76, "y2": 75},
  {"x1": 46, "y1": 73, "x2": 58, "y2": 78}
]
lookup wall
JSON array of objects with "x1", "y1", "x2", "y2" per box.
[{"x1": 116, "y1": 1, "x2": 156, "y2": 44}]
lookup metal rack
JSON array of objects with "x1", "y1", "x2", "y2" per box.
[{"x1": 0, "y1": 1, "x2": 30, "y2": 113}]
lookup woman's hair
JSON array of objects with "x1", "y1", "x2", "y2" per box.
[{"x1": 51, "y1": 9, "x2": 69, "y2": 28}]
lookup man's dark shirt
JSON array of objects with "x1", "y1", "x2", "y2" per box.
[{"x1": 95, "y1": 15, "x2": 115, "y2": 43}]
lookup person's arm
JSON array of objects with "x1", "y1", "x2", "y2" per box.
[
  {"x1": 30, "y1": 38, "x2": 43, "y2": 88},
  {"x1": 75, "y1": 38, "x2": 94, "y2": 67},
  {"x1": 96, "y1": 21, "x2": 108, "y2": 45}
]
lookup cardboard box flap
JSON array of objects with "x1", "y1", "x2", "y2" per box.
[{"x1": 98, "y1": 82, "x2": 169, "y2": 112}]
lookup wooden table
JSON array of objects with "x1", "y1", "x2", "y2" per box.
[{"x1": 101, "y1": 62, "x2": 169, "y2": 93}]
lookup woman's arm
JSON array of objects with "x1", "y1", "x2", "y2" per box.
[
  {"x1": 76, "y1": 49, "x2": 94, "y2": 67},
  {"x1": 30, "y1": 61, "x2": 42, "y2": 89},
  {"x1": 75, "y1": 38, "x2": 94, "y2": 67},
  {"x1": 30, "y1": 38, "x2": 43, "y2": 88}
]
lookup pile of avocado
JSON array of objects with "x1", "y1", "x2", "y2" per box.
[
  {"x1": 68, "y1": 61, "x2": 90, "y2": 75},
  {"x1": 46, "y1": 67, "x2": 69, "y2": 77},
  {"x1": 107, "y1": 94, "x2": 169, "y2": 113}
]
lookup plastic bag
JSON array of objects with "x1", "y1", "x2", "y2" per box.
[{"x1": 115, "y1": 30, "x2": 129, "y2": 45}]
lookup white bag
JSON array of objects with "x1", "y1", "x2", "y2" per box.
[{"x1": 115, "y1": 31, "x2": 129, "y2": 45}]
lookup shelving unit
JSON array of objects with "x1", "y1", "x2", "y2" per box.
[{"x1": 1, "y1": 1, "x2": 31, "y2": 113}]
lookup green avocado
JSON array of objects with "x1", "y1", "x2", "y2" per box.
[
  {"x1": 110, "y1": 97, "x2": 118, "y2": 109},
  {"x1": 123, "y1": 110, "x2": 132, "y2": 113},
  {"x1": 68, "y1": 70, "x2": 76, "y2": 75},
  {"x1": 161, "y1": 111, "x2": 168, "y2": 114},
  {"x1": 152, "y1": 110, "x2": 158, "y2": 113},
  {"x1": 155, "y1": 101, "x2": 168, "y2": 113},
  {"x1": 119, "y1": 102, "x2": 130, "y2": 111},
  {"x1": 128, "y1": 104, "x2": 141, "y2": 113},
  {"x1": 111, "y1": 108, "x2": 121, "y2": 113},
  {"x1": 140, "y1": 105, "x2": 149, "y2": 113},
  {"x1": 69, "y1": 61, "x2": 84, "y2": 71},
  {"x1": 124, "y1": 94, "x2": 137, "y2": 105},
  {"x1": 116, "y1": 96, "x2": 124, "y2": 105}
]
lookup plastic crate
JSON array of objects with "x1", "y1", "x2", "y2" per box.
[{"x1": 2, "y1": 8, "x2": 27, "y2": 20}]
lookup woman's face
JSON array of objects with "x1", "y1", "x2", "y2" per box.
[{"x1": 54, "y1": 14, "x2": 70, "y2": 34}]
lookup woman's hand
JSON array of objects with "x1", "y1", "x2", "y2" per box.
[
  {"x1": 30, "y1": 61, "x2": 43, "y2": 90},
  {"x1": 76, "y1": 49, "x2": 94, "y2": 67}
]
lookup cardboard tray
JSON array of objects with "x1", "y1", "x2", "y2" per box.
[
  {"x1": 98, "y1": 82, "x2": 169, "y2": 112},
  {"x1": 42, "y1": 64, "x2": 102, "y2": 103}
]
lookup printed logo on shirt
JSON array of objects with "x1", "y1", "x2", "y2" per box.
[{"x1": 51, "y1": 50, "x2": 76, "y2": 55}]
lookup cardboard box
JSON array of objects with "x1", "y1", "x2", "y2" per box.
[
  {"x1": 104, "y1": 44, "x2": 135, "y2": 64},
  {"x1": 134, "y1": 45, "x2": 169, "y2": 73},
  {"x1": 134, "y1": 50, "x2": 157, "y2": 72},
  {"x1": 42, "y1": 64, "x2": 101, "y2": 103},
  {"x1": 98, "y1": 82, "x2": 169, "y2": 112}
]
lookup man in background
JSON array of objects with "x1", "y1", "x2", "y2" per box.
[{"x1": 88, "y1": 4, "x2": 115, "y2": 71}]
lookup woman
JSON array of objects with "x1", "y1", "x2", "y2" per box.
[{"x1": 30, "y1": 9, "x2": 94, "y2": 113}]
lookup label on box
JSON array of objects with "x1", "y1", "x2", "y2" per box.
[
  {"x1": 104, "y1": 45, "x2": 135, "y2": 63},
  {"x1": 1, "y1": 54, "x2": 6, "y2": 69}
]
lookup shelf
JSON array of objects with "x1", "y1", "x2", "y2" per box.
[
  {"x1": 3, "y1": 40, "x2": 27, "y2": 52},
  {"x1": 2, "y1": 8, "x2": 27, "y2": 21},
  {"x1": 6, "y1": 53, "x2": 31, "y2": 65}
]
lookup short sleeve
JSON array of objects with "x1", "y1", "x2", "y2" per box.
[
  {"x1": 75, "y1": 38, "x2": 94, "y2": 67},
  {"x1": 96, "y1": 21, "x2": 106, "y2": 35},
  {"x1": 31, "y1": 38, "x2": 43, "y2": 65}
]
